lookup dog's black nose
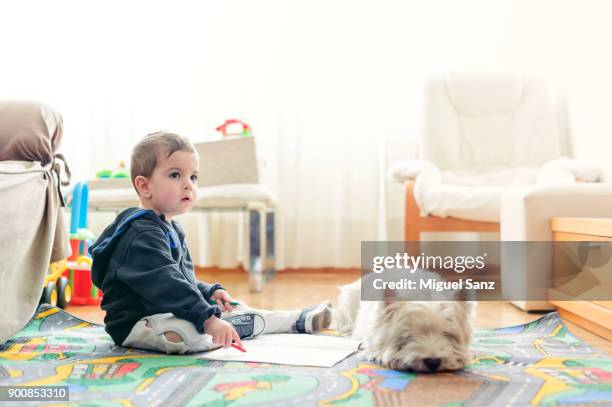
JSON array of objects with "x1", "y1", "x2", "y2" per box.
[{"x1": 423, "y1": 358, "x2": 441, "y2": 372}]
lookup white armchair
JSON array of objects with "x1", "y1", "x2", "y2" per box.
[
  {"x1": 388, "y1": 71, "x2": 598, "y2": 242},
  {"x1": 388, "y1": 72, "x2": 608, "y2": 311}
]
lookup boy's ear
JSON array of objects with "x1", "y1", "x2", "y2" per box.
[{"x1": 134, "y1": 175, "x2": 151, "y2": 198}]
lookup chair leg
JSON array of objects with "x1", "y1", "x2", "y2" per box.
[
  {"x1": 266, "y1": 211, "x2": 276, "y2": 278},
  {"x1": 404, "y1": 180, "x2": 421, "y2": 254},
  {"x1": 246, "y1": 205, "x2": 276, "y2": 293},
  {"x1": 248, "y1": 207, "x2": 265, "y2": 292}
]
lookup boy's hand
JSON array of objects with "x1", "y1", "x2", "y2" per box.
[
  {"x1": 203, "y1": 315, "x2": 243, "y2": 349},
  {"x1": 211, "y1": 289, "x2": 237, "y2": 312}
]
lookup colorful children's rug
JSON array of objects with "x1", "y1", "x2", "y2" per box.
[{"x1": 0, "y1": 305, "x2": 611, "y2": 406}]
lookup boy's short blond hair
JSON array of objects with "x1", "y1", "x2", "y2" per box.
[{"x1": 130, "y1": 131, "x2": 196, "y2": 192}]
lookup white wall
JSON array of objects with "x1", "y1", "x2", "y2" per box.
[
  {"x1": 471, "y1": 0, "x2": 612, "y2": 180},
  {"x1": 4, "y1": 0, "x2": 612, "y2": 179},
  {"x1": 4, "y1": 0, "x2": 612, "y2": 266}
]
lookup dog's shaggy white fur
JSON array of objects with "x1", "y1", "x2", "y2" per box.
[{"x1": 334, "y1": 278, "x2": 475, "y2": 373}]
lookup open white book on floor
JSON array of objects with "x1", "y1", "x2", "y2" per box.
[{"x1": 197, "y1": 334, "x2": 360, "y2": 368}]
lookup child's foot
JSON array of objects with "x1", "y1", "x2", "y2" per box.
[
  {"x1": 222, "y1": 312, "x2": 266, "y2": 340},
  {"x1": 293, "y1": 301, "x2": 332, "y2": 334}
]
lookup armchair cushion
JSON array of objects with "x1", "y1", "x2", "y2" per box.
[
  {"x1": 399, "y1": 158, "x2": 596, "y2": 223},
  {"x1": 413, "y1": 164, "x2": 539, "y2": 222}
]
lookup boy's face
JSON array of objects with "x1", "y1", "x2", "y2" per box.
[{"x1": 141, "y1": 149, "x2": 199, "y2": 220}]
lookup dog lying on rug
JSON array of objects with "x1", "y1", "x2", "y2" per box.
[{"x1": 334, "y1": 270, "x2": 475, "y2": 373}]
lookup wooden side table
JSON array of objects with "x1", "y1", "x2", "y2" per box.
[{"x1": 549, "y1": 217, "x2": 612, "y2": 340}]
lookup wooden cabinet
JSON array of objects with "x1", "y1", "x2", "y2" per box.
[{"x1": 549, "y1": 217, "x2": 612, "y2": 340}]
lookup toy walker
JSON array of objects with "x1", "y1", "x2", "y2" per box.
[{"x1": 41, "y1": 181, "x2": 101, "y2": 308}]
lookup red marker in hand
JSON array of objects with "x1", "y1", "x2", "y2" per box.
[{"x1": 231, "y1": 343, "x2": 247, "y2": 353}]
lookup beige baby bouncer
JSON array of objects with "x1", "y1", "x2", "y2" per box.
[{"x1": 0, "y1": 101, "x2": 70, "y2": 343}]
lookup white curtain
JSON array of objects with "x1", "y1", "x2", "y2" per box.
[{"x1": 4, "y1": 0, "x2": 612, "y2": 268}]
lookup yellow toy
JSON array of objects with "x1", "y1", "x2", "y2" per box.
[
  {"x1": 42, "y1": 260, "x2": 72, "y2": 308},
  {"x1": 41, "y1": 256, "x2": 93, "y2": 309}
]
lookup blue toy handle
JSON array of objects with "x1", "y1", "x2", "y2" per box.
[
  {"x1": 69, "y1": 182, "x2": 89, "y2": 233},
  {"x1": 70, "y1": 182, "x2": 82, "y2": 234},
  {"x1": 78, "y1": 183, "x2": 89, "y2": 229}
]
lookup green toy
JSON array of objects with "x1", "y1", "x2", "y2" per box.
[{"x1": 97, "y1": 160, "x2": 129, "y2": 179}]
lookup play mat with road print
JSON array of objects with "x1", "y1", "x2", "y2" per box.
[{"x1": 0, "y1": 304, "x2": 610, "y2": 406}]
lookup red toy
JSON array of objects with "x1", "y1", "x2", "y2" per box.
[{"x1": 215, "y1": 119, "x2": 252, "y2": 137}]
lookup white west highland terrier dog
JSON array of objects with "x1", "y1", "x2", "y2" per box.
[{"x1": 334, "y1": 272, "x2": 475, "y2": 373}]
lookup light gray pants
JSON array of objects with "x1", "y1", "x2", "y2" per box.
[{"x1": 122, "y1": 303, "x2": 301, "y2": 354}]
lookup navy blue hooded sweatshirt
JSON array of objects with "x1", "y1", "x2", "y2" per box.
[{"x1": 90, "y1": 208, "x2": 223, "y2": 345}]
